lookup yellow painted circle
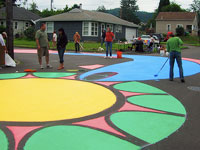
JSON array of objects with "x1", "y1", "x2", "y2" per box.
[{"x1": 0, "y1": 79, "x2": 116, "y2": 122}]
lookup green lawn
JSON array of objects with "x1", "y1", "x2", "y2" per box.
[
  {"x1": 14, "y1": 39, "x2": 120, "y2": 52},
  {"x1": 179, "y1": 36, "x2": 200, "y2": 46},
  {"x1": 161, "y1": 36, "x2": 200, "y2": 47}
]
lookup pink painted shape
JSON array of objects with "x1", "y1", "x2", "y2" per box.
[
  {"x1": 119, "y1": 102, "x2": 165, "y2": 113},
  {"x1": 95, "y1": 81, "x2": 121, "y2": 86},
  {"x1": 22, "y1": 74, "x2": 36, "y2": 79},
  {"x1": 79, "y1": 64, "x2": 104, "y2": 70},
  {"x1": 73, "y1": 117, "x2": 125, "y2": 137},
  {"x1": 182, "y1": 58, "x2": 200, "y2": 64},
  {"x1": 7, "y1": 126, "x2": 42, "y2": 150},
  {"x1": 119, "y1": 90, "x2": 146, "y2": 97},
  {"x1": 60, "y1": 75, "x2": 77, "y2": 80},
  {"x1": 14, "y1": 49, "x2": 56, "y2": 54}
]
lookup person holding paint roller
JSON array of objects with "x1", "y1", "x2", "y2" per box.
[
  {"x1": 73, "y1": 32, "x2": 81, "y2": 53},
  {"x1": 167, "y1": 33, "x2": 185, "y2": 83}
]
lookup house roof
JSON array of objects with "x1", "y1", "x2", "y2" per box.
[
  {"x1": 40, "y1": 8, "x2": 139, "y2": 28},
  {"x1": 156, "y1": 12, "x2": 197, "y2": 21},
  {"x1": 0, "y1": 6, "x2": 41, "y2": 21}
]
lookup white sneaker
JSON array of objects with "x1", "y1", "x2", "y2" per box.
[
  {"x1": 104, "y1": 56, "x2": 108, "y2": 59},
  {"x1": 46, "y1": 64, "x2": 53, "y2": 68},
  {"x1": 40, "y1": 65, "x2": 44, "y2": 69},
  {"x1": 109, "y1": 56, "x2": 113, "y2": 59}
]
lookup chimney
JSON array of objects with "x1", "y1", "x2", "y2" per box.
[{"x1": 79, "y1": 3, "x2": 82, "y2": 9}]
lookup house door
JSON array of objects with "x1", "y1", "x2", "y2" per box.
[{"x1": 186, "y1": 25, "x2": 192, "y2": 33}]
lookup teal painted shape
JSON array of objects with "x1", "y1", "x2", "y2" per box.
[
  {"x1": 24, "y1": 125, "x2": 140, "y2": 150},
  {"x1": 33, "y1": 72, "x2": 76, "y2": 78},
  {"x1": 114, "y1": 82, "x2": 166, "y2": 94},
  {"x1": 111, "y1": 112, "x2": 186, "y2": 144},
  {"x1": 0, "y1": 73, "x2": 26, "y2": 79},
  {"x1": 128, "y1": 95, "x2": 186, "y2": 115},
  {"x1": 0, "y1": 129, "x2": 9, "y2": 150}
]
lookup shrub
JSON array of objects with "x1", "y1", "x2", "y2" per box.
[
  {"x1": 24, "y1": 27, "x2": 36, "y2": 40},
  {"x1": 0, "y1": 25, "x2": 6, "y2": 33},
  {"x1": 176, "y1": 26, "x2": 185, "y2": 36}
]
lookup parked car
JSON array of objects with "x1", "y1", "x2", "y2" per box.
[
  {"x1": 139, "y1": 35, "x2": 160, "y2": 44},
  {"x1": 151, "y1": 33, "x2": 164, "y2": 42}
]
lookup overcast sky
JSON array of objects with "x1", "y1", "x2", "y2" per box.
[{"x1": 21, "y1": 0, "x2": 193, "y2": 12}]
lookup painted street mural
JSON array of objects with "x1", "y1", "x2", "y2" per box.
[{"x1": 1, "y1": 52, "x2": 200, "y2": 150}]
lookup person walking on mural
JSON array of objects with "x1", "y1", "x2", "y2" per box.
[
  {"x1": 105, "y1": 27, "x2": 115, "y2": 58},
  {"x1": 73, "y1": 32, "x2": 81, "y2": 53},
  {"x1": 57, "y1": 28, "x2": 68, "y2": 70},
  {"x1": 167, "y1": 33, "x2": 185, "y2": 83},
  {"x1": 35, "y1": 23, "x2": 52, "y2": 69},
  {"x1": 52, "y1": 31, "x2": 57, "y2": 50},
  {"x1": 101, "y1": 29, "x2": 106, "y2": 47}
]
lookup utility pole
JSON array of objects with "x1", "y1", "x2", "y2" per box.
[
  {"x1": 6, "y1": 0, "x2": 14, "y2": 59},
  {"x1": 50, "y1": 0, "x2": 53, "y2": 10}
]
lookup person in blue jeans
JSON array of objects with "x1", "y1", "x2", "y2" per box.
[
  {"x1": 105, "y1": 28, "x2": 115, "y2": 58},
  {"x1": 57, "y1": 28, "x2": 68, "y2": 70},
  {"x1": 167, "y1": 34, "x2": 185, "y2": 83}
]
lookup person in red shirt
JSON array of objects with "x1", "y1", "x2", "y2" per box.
[{"x1": 105, "y1": 28, "x2": 115, "y2": 58}]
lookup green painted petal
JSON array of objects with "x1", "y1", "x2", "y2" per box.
[
  {"x1": 114, "y1": 82, "x2": 166, "y2": 94},
  {"x1": 33, "y1": 72, "x2": 76, "y2": 78},
  {"x1": 128, "y1": 95, "x2": 186, "y2": 115},
  {"x1": 111, "y1": 112, "x2": 186, "y2": 144},
  {"x1": 24, "y1": 126, "x2": 140, "y2": 150},
  {"x1": 0, "y1": 129, "x2": 9, "y2": 150},
  {"x1": 0, "y1": 73, "x2": 26, "y2": 79}
]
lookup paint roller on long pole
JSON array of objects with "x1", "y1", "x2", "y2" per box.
[
  {"x1": 79, "y1": 42, "x2": 84, "y2": 51},
  {"x1": 154, "y1": 58, "x2": 169, "y2": 77}
]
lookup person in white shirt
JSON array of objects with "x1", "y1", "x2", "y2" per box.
[
  {"x1": 0, "y1": 32, "x2": 8, "y2": 69},
  {"x1": 52, "y1": 31, "x2": 57, "y2": 50}
]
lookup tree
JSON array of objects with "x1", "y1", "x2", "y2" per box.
[
  {"x1": 97, "y1": 5, "x2": 106, "y2": 12},
  {"x1": 24, "y1": 27, "x2": 35, "y2": 40},
  {"x1": 161, "y1": 2, "x2": 186, "y2": 12},
  {"x1": 190, "y1": 0, "x2": 200, "y2": 27},
  {"x1": 29, "y1": 1, "x2": 40, "y2": 14},
  {"x1": 120, "y1": 0, "x2": 140, "y2": 24},
  {"x1": 176, "y1": 26, "x2": 185, "y2": 36},
  {"x1": 158, "y1": 0, "x2": 170, "y2": 12}
]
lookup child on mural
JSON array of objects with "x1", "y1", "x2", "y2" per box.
[
  {"x1": 73, "y1": 32, "x2": 81, "y2": 53},
  {"x1": 105, "y1": 27, "x2": 115, "y2": 58},
  {"x1": 52, "y1": 31, "x2": 57, "y2": 50}
]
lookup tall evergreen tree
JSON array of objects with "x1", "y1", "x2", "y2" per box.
[
  {"x1": 120, "y1": 0, "x2": 140, "y2": 24},
  {"x1": 158, "y1": 0, "x2": 170, "y2": 12}
]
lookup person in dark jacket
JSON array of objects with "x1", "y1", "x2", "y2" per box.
[
  {"x1": 57, "y1": 28, "x2": 68, "y2": 70},
  {"x1": 101, "y1": 29, "x2": 106, "y2": 47},
  {"x1": 135, "y1": 37, "x2": 144, "y2": 52}
]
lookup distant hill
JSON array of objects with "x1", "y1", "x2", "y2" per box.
[{"x1": 106, "y1": 8, "x2": 153, "y2": 23}]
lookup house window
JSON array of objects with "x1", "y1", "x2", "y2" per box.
[
  {"x1": 1, "y1": 21, "x2": 3, "y2": 26},
  {"x1": 176, "y1": 24, "x2": 183, "y2": 28},
  {"x1": 25, "y1": 22, "x2": 29, "y2": 28},
  {"x1": 106, "y1": 24, "x2": 113, "y2": 32},
  {"x1": 15, "y1": 22, "x2": 18, "y2": 29},
  {"x1": 91, "y1": 22, "x2": 98, "y2": 36},
  {"x1": 166, "y1": 24, "x2": 171, "y2": 32},
  {"x1": 83, "y1": 22, "x2": 89, "y2": 36},
  {"x1": 115, "y1": 25, "x2": 122, "y2": 33},
  {"x1": 101, "y1": 23, "x2": 106, "y2": 35},
  {"x1": 82, "y1": 22, "x2": 98, "y2": 37},
  {"x1": 46, "y1": 22, "x2": 54, "y2": 33}
]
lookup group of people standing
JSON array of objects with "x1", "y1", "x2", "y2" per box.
[{"x1": 35, "y1": 23, "x2": 82, "y2": 70}]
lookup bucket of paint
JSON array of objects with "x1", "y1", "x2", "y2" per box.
[
  {"x1": 117, "y1": 51, "x2": 122, "y2": 59},
  {"x1": 160, "y1": 50, "x2": 165, "y2": 57}
]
